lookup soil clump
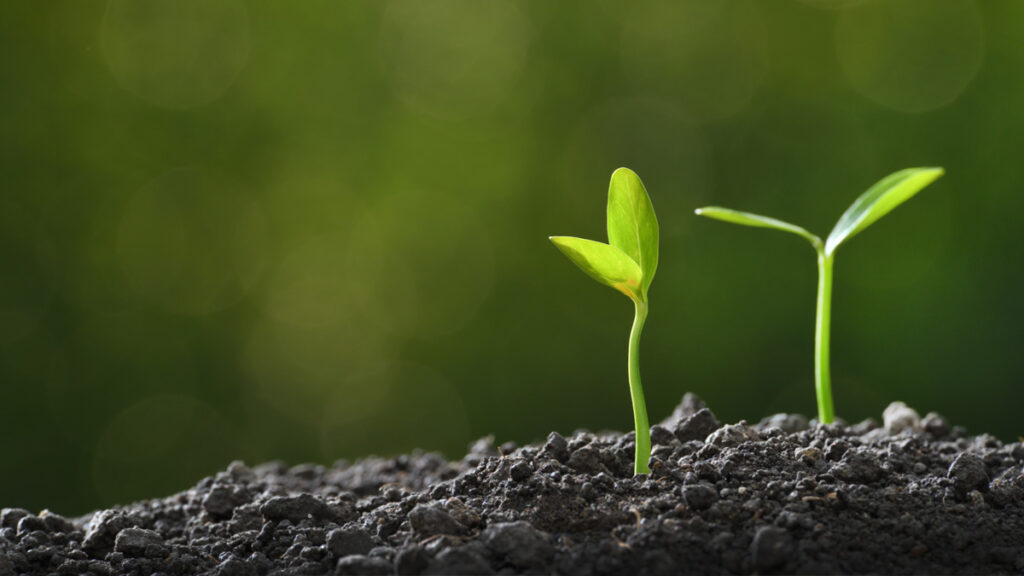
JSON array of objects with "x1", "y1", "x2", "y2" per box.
[{"x1": 2, "y1": 395, "x2": 1023, "y2": 575}]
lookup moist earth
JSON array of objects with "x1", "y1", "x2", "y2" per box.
[{"x1": 2, "y1": 395, "x2": 1024, "y2": 575}]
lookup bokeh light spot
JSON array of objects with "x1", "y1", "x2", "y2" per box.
[
  {"x1": 243, "y1": 315, "x2": 391, "y2": 425},
  {"x1": 346, "y1": 190, "x2": 495, "y2": 338},
  {"x1": 101, "y1": 0, "x2": 250, "y2": 108},
  {"x1": 621, "y1": 0, "x2": 768, "y2": 122},
  {"x1": 381, "y1": 0, "x2": 531, "y2": 119},
  {"x1": 320, "y1": 362, "x2": 470, "y2": 459},
  {"x1": 117, "y1": 168, "x2": 268, "y2": 316},
  {"x1": 93, "y1": 395, "x2": 236, "y2": 504},
  {"x1": 836, "y1": 0, "x2": 984, "y2": 113},
  {"x1": 262, "y1": 235, "x2": 359, "y2": 329}
]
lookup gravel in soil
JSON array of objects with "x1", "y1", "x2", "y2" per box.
[{"x1": 3, "y1": 395, "x2": 1024, "y2": 575}]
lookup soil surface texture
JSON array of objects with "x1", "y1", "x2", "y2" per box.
[{"x1": 3, "y1": 395, "x2": 1024, "y2": 575}]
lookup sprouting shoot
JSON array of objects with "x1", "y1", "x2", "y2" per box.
[
  {"x1": 695, "y1": 167, "x2": 944, "y2": 424},
  {"x1": 550, "y1": 167, "x2": 659, "y2": 475}
]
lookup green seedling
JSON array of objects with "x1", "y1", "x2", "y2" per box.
[
  {"x1": 695, "y1": 167, "x2": 944, "y2": 424},
  {"x1": 550, "y1": 167, "x2": 659, "y2": 475}
]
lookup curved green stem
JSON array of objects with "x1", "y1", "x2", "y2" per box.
[
  {"x1": 628, "y1": 299, "x2": 651, "y2": 475},
  {"x1": 814, "y1": 253, "x2": 835, "y2": 424}
]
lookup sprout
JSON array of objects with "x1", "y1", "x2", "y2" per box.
[
  {"x1": 696, "y1": 167, "x2": 944, "y2": 424},
  {"x1": 550, "y1": 167, "x2": 659, "y2": 475}
]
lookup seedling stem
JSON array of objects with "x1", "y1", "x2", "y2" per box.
[
  {"x1": 629, "y1": 299, "x2": 651, "y2": 474},
  {"x1": 815, "y1": 252, "x2": 834, "y2": 424}
]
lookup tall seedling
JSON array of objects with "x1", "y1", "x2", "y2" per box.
[
  {"x1": 696, "y1": 167, "x2": 944, "y2": 423},
  {"x1": 551, "y1": 168, "x2": 659, "y2": 475}
]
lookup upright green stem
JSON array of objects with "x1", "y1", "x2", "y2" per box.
[
  {"x1": 814, "y1": 252, "x2": 835, "y2": 424},
  {"x1": 628, "y1": 299, "x2": 651, "y2": 475}
]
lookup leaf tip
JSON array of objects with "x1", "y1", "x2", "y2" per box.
[{"x1": 611, "y1": 166, "x2": 638, "y2": 179}]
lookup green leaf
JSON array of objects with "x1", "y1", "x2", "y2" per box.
[
  {"x1": 695, "y1": 206, "x2": 822, "y2": 249},
  {"x1": 606, "y1": 168, "x2": 659, "y2": 295},
  {"x1": 825, "y1": 167, "x2": 944, "y2": 256},
  {"x1": 550, "y1": 236, "x2": 642, "y2": 299}
]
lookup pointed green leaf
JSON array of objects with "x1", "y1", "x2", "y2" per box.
[
  {"x1": 695, "y1": 206, "x2": 822, "y2": 249},
  {"x1": 550, "y1": 236, "x2": 642, "y2": 299},
  {"x1": 825, "y1": 167, "x2": 944, "y2": 256},
  {"x1": 606, "y1": 168, "x2": 659, "y2": 295}
]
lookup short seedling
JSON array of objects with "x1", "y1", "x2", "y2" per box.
[
  {"x1": 695, "y1": 167, "x2": 944, "y2": 424},
  {"x1": 550, "y1": 167, "x2": 659, "y2": 475}
]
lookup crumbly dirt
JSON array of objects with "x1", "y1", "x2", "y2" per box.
[{"x1": 2, "y1": 395, "x2": 1023, "y2": 575}]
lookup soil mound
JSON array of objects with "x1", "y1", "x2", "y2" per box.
[{"x1": 3, "y1": 395, "x2": 1023, "y2": 575}]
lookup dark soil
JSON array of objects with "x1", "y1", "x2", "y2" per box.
[{"x1": 3, "y1": 395, "x2": 1024, "y2": 575}]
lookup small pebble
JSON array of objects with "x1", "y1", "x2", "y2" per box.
[{"x1": 883, "y1": 401, "x2": 921, "y2": 434}]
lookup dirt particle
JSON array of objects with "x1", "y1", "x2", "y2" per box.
[
  {"x1": 922, "y1": 412, "x2": 951, "y2": 437},
  {"x1": 335, "y1": 554, "x2": 392, "y2": 575},
  {"x1": 327, "y1": 526, "x2": 376, "y2": 558},
  {"x1": 395, "y1": 545, "x2": 430, "y2": 575},
  {"x1": 759, "y1": 413, "x2": 810, "y2": 433},
  {"x1": 215, "y1": 556, "x2": 258, "y2": 576},
  {"x1": 650, "y1": 425, "x2": 675, "y2": 446},
  {"x1": 0, "y1": 509, "x2": 29, "y2": 530},
  {"x1": 568, "y1": 446, "x2": 611, "y2": 475},
  {"x1": 509, "y1": 461, "x2": 532, "y2": 482},
  {"x1": 830, "y1": 451, "x2": 882, "y2": 484},
  {"x1": 15, "y1": 515, "x2": 46, "y2": 537},
  {"x1": 480, "y1": 521, "x2": 553, "y2": 570},
  {"x1": 203, "y1": 485, "x2": 246, "y2": 519},
  {"x1": 674, "y1": 408, "x2": 722, "y2": 443},
  {"x1": 113, "y1": 527, "x2": 166, "y2": 558},
  {"x1": 408, "y1": 502, "x2": 467, "y2": 537},
  {"x1": 82, "y1": 510, "x2": 130, "y2": 555},
  {"x1": 948, "y1": 452, "x2": 989, "y2": 495},
  {"x1": 427, "y1": 544, "x2": 493, "y2": 575},
  {"x1": 681, "y1": 483, "x2": 717, "y2": 511},
  {"x1": 751, "y1": 526, "x2": 792, "y2": 573},
  {"x1": 883, "y1": 401, "x2": 921, "y2": 434},
  {"x1": 705, "y1": 421, "x2": 758, "y2": 448},
  {"x1": 543, "y1": 432, "x2": 569, "y2": 463}
]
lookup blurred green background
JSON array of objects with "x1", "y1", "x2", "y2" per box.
[{"x1": 2, "y1": 0, "x2": 1022, "y2": 515}]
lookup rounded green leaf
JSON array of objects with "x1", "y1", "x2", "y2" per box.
[
  {"x1": 606, "y1": 168, "x2": 659, "y2": 295},
  {"x1": 550, "y1": 236, "x2": 642, "y2": 300},
  {"x1": 695, "y1": 206, "x2": 822, "y2": 250},
  {"x1": 825, "y1": 167, "x2": 944, "y2": 256}
]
